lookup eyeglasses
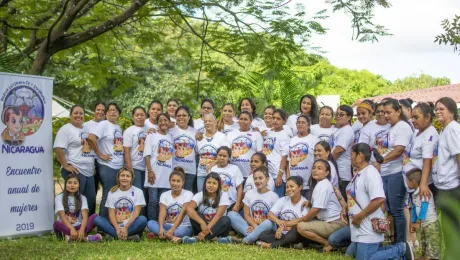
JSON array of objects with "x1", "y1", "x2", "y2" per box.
[
  {"x1": 201, "y1": 106, "x2": 213, "y2": 110},
  {"x1": 335, "y1": 113, "x2": 347, "y2": 118}
]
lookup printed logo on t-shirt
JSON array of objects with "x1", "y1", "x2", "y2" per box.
[
  {"x1": 346, "y1": 183, "x2": 357, "y2": 210},
  {"x1": 219, "y1": 172, "x2": 233, "y2": 192},
  {"x1": 65, "y1": 199, "x2": 80, "y2": 224},
  {"x1": 318, "y1": 134, "x2": 334, "y2": 148},
  {"x1": 80, "y1": 132, "x2": 93, "y2": 157},
  {"x1": 289, "y1": 143, "x2": 309, "y2": 167},
  {"x1": 244, "y1": 182, "x2": 255, "y2": 192},
  {"x1": 174, "y1": 135, "x2": 195, "y2": 158},
  {"x1": 137, "y1": 131, "x2": 147, "y2": 156},
  {"x1": 199, "y1": 144, "x2": 218, "y2": 169},
  {"x1": 262, "y1": 137, "x2": 275, "y2": 156},
  {"x1": 200, "y1": 206, "x2": 217, "y2": 223},
  {"x1": 403, "y1": 141, "x2": 413, "y2": 165},
  {"x1": 354, "y1": 129, "x2": 361, "y2": 145},
  {"x1": 432, "y1": 140, "x2": 439, "y2": 166},
  {"x1": 113, "y1": 129, "x2": 124, "y2": 155},
  {"x1": 231, "y1": 136, "x2": 252, "y2": 158},
  {"x1": 250, "y1": 200, "x2": 270, "y2": 224},
  {"x1": 115, "y1": 196, "x2": 134, "y2": 226},
  {"x1": 279, "y1": 209, "x2": 299, "y2": 231},
  {"x1": 375, "y1": 130, "x2": 389, "y2": 155},
  {"x1": 166, "y1": 202, "x2": 182, "y2": 223},
  {"x1": 157, "y1": 139, "x2": 174, "y2": 164}
]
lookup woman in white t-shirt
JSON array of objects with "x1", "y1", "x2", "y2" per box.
[
  {"x1": 373, "y1": 98, "x2": 414, "y2": 244},
  {"x1": 54, "y1": 105, "x2": 96, "y2": 214},
  {"x1": 144, "y1": 113, "x2": 174, "y2": 221},
  {"x1": 94, "y1": 167, "x2": 147, "y2": 241},
  {"x1": 196, "y1": 114, "x2": 230, "y2": 192},
  {"x1": 194, "y1": 98, "x2": 215, "y2": 134},
  {"x1": 244, "y1": 152, "x2": 276, "y2": 193},
  {"x1": 287, "y1": 94, "x2": 319, "y2": 135},
  {"x1": 183, "y1": 172, "x2": 232, "y2": 244},
  {"x1": 258, "y1": 176, "x2": 310, "y2": 249},
  {"x1": 88, "y1": 102, "x2": 124, "y2": 219},
  {"x1": 288, "y1": 114, "x2": 319, "y2": 197},
  {"x1": 313, "y1": 141, "x2": 339, "y2": 188},
  {"x1": 217, "y1": 103, "x2": 239, "y2": 135},
  {"x1": 238, "y1": 97, "x2": 264, "y2": 130},
  {"x1": 227, "y1": 166, "x2": 279, "y2": 244},
  {"x1": 123, "y1": 106, "x2": 147, "y2": 190},
  {"x1": 297, "y1": 159, "x2": 347, "y2": 252},
  {"x1": 358, "y1": 102, "x2": 390, "y2": 159},
  {"x1": 54, "y1": 174, "x2": 100, "y2": 242},
  {"x1": 211, "y1": 146, "x2": 244, "y2": 212},
  {"x1": 310, "y1": 106, "x2": 337, "y2": 147},
  {"x1": 146, "y1": 167, "x2": 194, "y2": 242},
  {"x1": 227, "y1": 111, "x2": 264, "y2": 178},
  {"x1": 433, "y1": 97, "x2": 460, "y2": 254},
  {"x1": 353, "y1": 100, "x2": 375, "y2": 144},
  {"x1": 170, "y1": 106, "x2": 198, "y2": 192},
  {"x1": 331, "y1": 105, "x2": 355, "y2": 199},
  {"x1": 345, "y1": 143, "x2": 410, "y2": 260},
  {"x1": 145, "y1": 100, "x2": 163, "y2": 132},
  {"x1": 166, "y1": 98, "x2": 179, "y2": 126}
]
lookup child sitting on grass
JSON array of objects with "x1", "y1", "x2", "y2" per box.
[{"x1": 406, "y1": 168, "x2": 440, "y2": 260}]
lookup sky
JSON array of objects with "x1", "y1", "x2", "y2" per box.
[{"x1": 290, "y1": 0, "x2": 460, "y2": 83}]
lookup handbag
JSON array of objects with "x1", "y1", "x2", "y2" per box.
[{"x1": 348, "y1": 176, "x2": 389, "y2": 234}]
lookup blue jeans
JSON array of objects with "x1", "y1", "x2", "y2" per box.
[
  {"x1": 382, "y1": 172, "x2": 406, "y2": 243},
  {"x1": 197, "y1": 176, "x2": 206, "y2": 193},
  {"x1": 93, "y1": 215, "x2": 147, "y2": 238},
  {"x1": 184, "y1": 173, "x2": 196, "y2": 193},
  {"x1": 61, "y1": 168, "x2": 96, "y2": 215},
  {"x1": 146, "y1": 220, "x2": 193, "y2": 238},
  {"x1": 345, "y1": 241, "x2": 405, "y2": 260},
  {"x1": 274, "y1": 180, "x2": 286, "y2": 198},
  {"x1": 328, "y1": 226, "x2": 351, "y2": 248},
  {"x1": 132, "y1": 168, "x2": 145, "y2": 190},
  {"x1": 147, "y1": 188, "x2": 170, "y2": 221},
  {"x1": 97, "y1": 164, "x2": 120, "y2": 219},
  {"x1": 227, "y1": 212, "x2": 276, "y2": 243}
]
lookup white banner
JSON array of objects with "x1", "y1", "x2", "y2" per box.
[{"x1": 0, "y1": 72, "x2": 54, "y2": 238}]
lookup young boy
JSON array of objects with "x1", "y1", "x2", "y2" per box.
[{"x1": 406, "y1": 168, "x2": 440, "y2": 260}]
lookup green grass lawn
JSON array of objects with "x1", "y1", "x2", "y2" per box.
[{"x1": 0, "y1": 235, "x2": 349, "y2": 260}]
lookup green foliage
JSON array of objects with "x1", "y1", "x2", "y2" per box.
[{"x1": 435, "y1": 15, "x2": 460, "y2": 53}]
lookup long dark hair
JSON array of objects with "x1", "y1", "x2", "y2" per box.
[
  {"x1": 216, "y1": 146, "x2": 232, "y2": 165},
  {"x1": 352, "y1": 143, "x2": 383, "y2": 164},
  {"x1": 62, "y1": 174, "x2": 82, "y2": 216},
  {"x1": 175, "y1": 106, "x2": 194, "y2": 127},
  {"x1": 238, "y1": 98, "x2": 257, "y2": 119},
  {"x1": 413, "y1": 103, "x2": 435, "y2": 123},
  {"x1": 308, "y1": 159, "x2": 331, "y2": 201},
  {"x1": 299, "y1": 94, "x2": 319, "y2": 124},
  {"x1": 69, "y1": 104, "x2": 85, "y2": 116},
  {"x1": 315, "y1": 141, "x2": 339, "y2": 179},
  {"x1": 383, "y1": 98, "x2": 412, "y2": 129},
  {"x1": 252, "y1": 152, "x2": 268, "y2": 166},
  {"x1": 337, "y1": 104, "x2": 353, "y2": 124},
  {"x1": 202, "y1": 172, "x2": 222, "y2": 208}
]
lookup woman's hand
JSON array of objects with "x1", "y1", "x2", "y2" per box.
[
  {"x1": 63, "y1": 164, "x2": 79, "y2": 174},
  {"x1": 232, "y1": 203, "x2": 241, "y2": 213},
  {"x1": 148, "y1": 128, "x2": 157, "y2": 134},
  {"x1": 275, "y1": 227, "x2": 283, "y2": 239},
  {"x1": 77, "y1": 228, "x2": 85, "y2": 240},
  {"x1": 246, "y1": 225, "x2": 256, "y2": 234},
  {"x1": 196, "y1": 132, "x2": 204, "y2": 141},
  {"x1": 197, "y1": 232, "x2": 206, "y2": 241},
  {"x1": 148, "y1": 170, "x2": 156, "y2": 185},
  {"x1": 302, "y1": 200, "x2": 310, "y2": 209},
  {"x1": 98, "y1": 154, "x2": 112, "y2": 162},
  {"x1": 419, "y1": 183, "x2": 431, "y2": 200},
  {"x1": 261, "y1": 130, "x2": 268, "y2": 137},
  {"x1": 158, "y1": 227, "x2": 165, "y2": 239},
  {"x1": 341, "y1": 207, "x2": 349, "y2": 224},
  {"x1": 275, "y1": 175, "x2": 283, "y2": 187},
  {"x1": 200, "y1": 223, "x2": 210, "y2": 235},
  {"x1": 165, "y1": 228, "x2": 175, "y2": 239},
  {"x1": 70, "y1": 227, "x2": 78, "y2": 240}
]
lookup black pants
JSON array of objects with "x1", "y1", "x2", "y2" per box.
[
  {"x1": 259, "y1": 226, "x2": 311, "y2": 248},
  {"x1": 437, "y1": 186, "x2": 460, "y2": 257},
  {"x1": 91, "y1": 160, "x2": 101, "y2": 215},
  {"x1": 339, "y1": 180, "x2": 349, "y2": 202},
  {"x1": 190, "y1": 214, "x2": 231, "y2": 240}
]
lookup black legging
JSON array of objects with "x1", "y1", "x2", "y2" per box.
[
  {"x1": 259, "y1": 226, "x2": 311, "y2": 248},
  {"x1": 190, "y1": 214, "x2": 231, "y2": 240}
]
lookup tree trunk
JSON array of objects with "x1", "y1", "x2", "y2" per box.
[
  {"x1": 29, "y1": 41, "x2": 50, "y2": 75},
  {"x1": 0, "y1": 24, "x2": 6, "y2": 52}
]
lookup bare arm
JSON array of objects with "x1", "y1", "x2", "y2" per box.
[
  {"x1": 419, "y1": 158, "x2": 433, "y2": 199},
  {"x1": 243, "y1": 204, "x2": 258, "y2": 228},
  {"x1": 332, "y1": 146, "x2": 345, "y2": 161},
  {"x1": 88, "y1": 133, "x2": 110, "y2": 160},
  {"x1": 187, "y1": 201, "x2": 207, "y2": 227},
  {"x1": 351, "y1": 197, "x2": 385, "y2": 227},
  {"x1": 232, "y1": 184, "x2": 244, "y2": 212},
  {"x1": 123, "y1": 146, "x2": 133, "y2": 170},
  {"x1": 54, "y1": 148, "x2": 78, "y2": 174},
  {"x1": 382, "y1": 145, "x2": 405, "y2": 163},
  {"x1": 169, "y1": 202, "x2": 190, "y2": 233},
  {"x1": 299, "y1": 207, "x2": 321, "y2": 223}
]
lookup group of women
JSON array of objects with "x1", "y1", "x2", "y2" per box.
[{"x1": 52, "y1": 95, "x2": 460, "y2": 259}]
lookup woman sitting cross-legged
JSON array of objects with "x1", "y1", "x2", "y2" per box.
[
  {"x1": 227, "y1": 166, "x2": 279, "y2": 244},
  {"x1": 258, "y1": 176, "x2": 311, "y2": 249},
  {"x1": 93, "y1": 167, "x2": 147, "y2": 241},
  {"x1": 183, "y1": 172, "x2": 232, "y2": 244}
]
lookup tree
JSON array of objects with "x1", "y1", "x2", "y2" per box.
[{"x1": 435, "y1": 15, "x2": 460, "y2": 53}]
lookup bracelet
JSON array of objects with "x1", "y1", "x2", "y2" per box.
[{"x1": 278, "y1": 169, "x2": 285, "y2": 173}]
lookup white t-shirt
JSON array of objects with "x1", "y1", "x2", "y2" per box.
[
  {"x1": 352, "y1": 121, "x2": 363, "y2": 144},
  {"x1": 263, "y1": 130, "x2": 290, "y2": 180},
  {"x1": 83, "y1": 120, "x2": 100, "y2": 158},
  {"x1": 54, "y1": 123, "x2": 95, "y2": 177},
  {"x1": 331, "y1": 125, "x2": 354, "y2": 181},
  {"x1": 288, "y1": 134, "x2": 319, "y2": 190},
  {"x1": 412, "y1": 188, "x2": 437, "y2": 227},
  {"x1": 329, "y1": 161, "x2": 339, "y2": 188},
  {"x1": 287, "y1": 113, "x2": 300, "y2": 135},
  {"x1": 243, "y1": 189, "x2": 279, "y2": 224},
  {"x1": 250, "y1": 117, "x2": 265, "y2": 131},
  {"x1": 196, "y1": 132, "x2": 230, "y2": 176},
  {"x1": 243, "y1": 174, "x2": 276, "y2": 193},
  {"x1": 123, "y1": 125, "x2": 147, "y2": 171},
  {"x1": 160, "y1": 190, "x2": 194, "y2": 227},
  {"x1": 270, "y1": 196, "x2": 309, "y2": 233},
  {"x1": 403, "y1": 125, "x2": 439, "y2": 184},
  {"x1": 170, "y1": 126, "x2": 197, "y2": 175},
  {"x1": 310, "y1": 124, "x2": 337, "y2": 148},
  {"x1": 144, "y1": 119, "x2": 159, "y2": 131},
  {"x1": 223, "y1": 122, "x2": 239, "y2": 135},
  {"x1": 360, "y1": 121, "x2": 390, "y2": 164},
  {"x1": 346, "y1": 165, "x2": 386, "y2": 243},
  {"x1": 55, "y1": 193, "x2": 89, "y2": 226},
  {"x1": 311, "y1": 179, "x2": 342, "y2": 222},
  {"x1": 192, "y1": 191, "x2": 231, "y2": 223},
  {"x1": 227, "y1": 130, "x2": 264, "y2": 177},
  {"x1": 433, "y1": 121, "x2": 460, "y2": 190},
  {"x1": 105, "y1": 187, "x2": 146, "y2": 227},
  {"x1": 380, "y1": 121, "x2": 413, "y2": 176},
  {"x1": 211, "y1": 164, "x2": 244, "y2": 205},
  {"x1": 92, "y1": 120, "x2": 124, "y2": 169},
  {"x1": 194, "y1": 118, "x2": 205, "y2": 134},
  {"x1": 143, "y1": 132, "x2": 174, "y2": 188}
]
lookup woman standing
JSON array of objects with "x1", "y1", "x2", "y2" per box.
[
  {"x1": 166, "y1": 99, "x2": 180, "y2": 125},
  {"x1": 287, "y1": 94, "x2": 319, "y2": 134},
  {"x1": 88, "y1": 102, "x2": 124, "y2": 219},
  {"x1": 194, "y1": 99, "x2": 215, "y2": 134},
  {"x1": 353, "y1": 100, "x2": 374, "y2": 144},
  {"x1": 227, "y1": 111, "x2": 264, "y2": 178},
  {"x1": 54, "y1": 105, "x2": 96, "y2": 217},
  {"x1": 373, "y1": 98, "x2": 413, "y2": 244},
  {"x1": 170, "y1": 106, "x2": 198, "y2": 192},
  {"x1": 310, "y1": 106, "x2": 337, "y2": 147},
  {"x1": 196, "y1": 114, "x2": 230, "y2": 191},
  {"x1": 217, "y1": 103, "x2": 239, "y2": 135},
  {"x1": 145, "y1": 100, "x2": 163, "y2": 131},
  {"x1": 288, "y1": 115, "x2": 319, "y2": 197},
  {"x1": 238, "y1": 98, "x2": 264, "y2": 130},
  {"x1": 358, "y1": 102, "x2": 390, "y2": 155},
  {"x1": 331, "y1": 105, "x2": 355, "y2": 198},
  {"x1": 123, "y1": 106, "x2": 147, "y2": 190}
]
